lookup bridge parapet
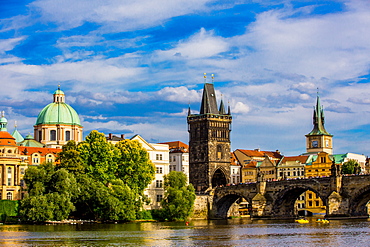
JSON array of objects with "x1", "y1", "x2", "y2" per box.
[{"x1": 209, "y1": 175, "x2": 370, "y2": 219}]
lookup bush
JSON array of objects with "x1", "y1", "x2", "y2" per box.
[
  {"x1": 0, "y1": 200, "x2": 19, "y2": 222},
  {"x1": 136, "y1": 210, "x2": 152, "y2": 220}
]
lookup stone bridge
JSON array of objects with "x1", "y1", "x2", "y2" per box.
[{"x1": 208, "y1": 174, "x2": 370, "y2": 219}]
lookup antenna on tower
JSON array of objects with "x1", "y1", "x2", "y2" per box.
[
  {"x1": 203, "y1": 73, "x2": 207, "y2": 83},
  {"x1": 211, "y1": 74, "x2": 214, "y2": 83}
]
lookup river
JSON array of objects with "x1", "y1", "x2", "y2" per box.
[{"x1": 0, "y1": 218, "x2": 369, "y2": 246}]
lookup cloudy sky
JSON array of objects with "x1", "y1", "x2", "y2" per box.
[{"x1": 1, "y1": 0, "x2": 370, "y2": 156}]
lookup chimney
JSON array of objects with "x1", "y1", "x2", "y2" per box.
[
  {"x1": 121, "y1": 134, "x2": 125, "y2": 139},
  {"x1": 109, "y1": 133, "x2": 112, "y2": 140}
]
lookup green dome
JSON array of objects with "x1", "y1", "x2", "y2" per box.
[
  {"x1": 54, "y1": 88, "x2": 64, "y2": 95},
  {"x1": 35, "y1": 102, "x2": 81, "y2": 126}
]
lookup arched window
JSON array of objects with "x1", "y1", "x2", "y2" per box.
[
  {"x1": 6, "y1": 192, "x2": 12, "y2": 200},
  {"x1": 50, "y1": 130, "x2": 56, "y2": 141},
  {"x1": 65, "y1": 131, "x2": 71, "y2": 141}
]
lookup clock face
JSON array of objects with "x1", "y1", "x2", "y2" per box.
[{"x1": 312, "y1": 141, "x2": 318, "y2": 147}]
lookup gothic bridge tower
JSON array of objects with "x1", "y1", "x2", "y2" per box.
[
  {"x1": 305, "y1": 92, "x2": 333, "y2": 154},
  {"x1": 187, "y1": 75, "x2": 232, "y2": 192}
]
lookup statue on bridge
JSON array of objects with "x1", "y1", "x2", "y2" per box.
[{"x1": 331, "y1": 157, "x2": 342, "y2": 177}]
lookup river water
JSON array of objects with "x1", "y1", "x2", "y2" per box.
[{"x1": 0, "y1": 218, "x2": 369, "y2": 246}]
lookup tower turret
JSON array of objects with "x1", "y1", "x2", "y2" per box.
[
  {"x1": 187, "y1": 74, "x2": 232, "y2": 192},
  {"x1": 305, "y1": 92, "x2": 333, "y2": 154}
]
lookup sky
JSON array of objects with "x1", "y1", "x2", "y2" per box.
[{"x1": 1, "y1": 0, "x2": 370, "y2": 156}]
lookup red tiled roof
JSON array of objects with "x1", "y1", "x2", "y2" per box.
[
  {"x1": 281, "y1": 155, "x2": 309, "y2": 163},
  {"x1": 0, "y1": 131, "x2": 16, "y2": 146},
  {"x1": 18, "y1": 146, "x2": 62, "y2": 156},
  {"x1": 160, "y1": 141, "x2": 189, "y2": 150},
  {"x1": 237, "y1": 149, "x2": 283, "y2": 159},
  {"x1": 243, "y1": 160, "x2": 258, "y2": 168},
  {"x1": 230, "y1": 152, "x2": 240, "y2": 166}
]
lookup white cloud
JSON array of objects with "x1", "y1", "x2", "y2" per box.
[
  {"x1": 156, "y1": 86, "x2": 201, "y2": 103},
  {"x1": 158, "y1": 28, "x2": 229, "y2": 59},
  {"x1": 0, "y1": 37, "x2": 26, "y2": 54},
  {"x1": 232, "y1": 102, "x2": 250, "y2": 114},
  {"x1": 31, "y1": 0, "x2": 213, "y2": 31}
]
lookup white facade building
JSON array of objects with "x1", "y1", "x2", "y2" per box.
[
  {"x1": 160, "y1": 141, "x2": 189, "y2": 184},
  {"x1": 131, "y1": 135, "x2": 170, "y2": 210},
  {"x1": 230, "y1": 153, "x2": 241, "y2": 184}
]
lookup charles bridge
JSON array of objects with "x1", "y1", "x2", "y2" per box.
[{"x1": 193, "y1": 174, "x2": 370, "y2": 219}]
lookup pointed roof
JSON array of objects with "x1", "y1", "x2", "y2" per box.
[
  {"x1": 18, "y1": 135, "x2": 44, "y2": 147},
  {"x1": 307, "y1": 93, "x2": 332, "y2": 136},
  {"x1": 219, "y1": 98, "x2": 226, "y2": 115},
  {"x1": 11, "y1": 128, "x2": 24, "y2": 143},
  {"x1": 200, "y1": 83, "x2": 219, "y2": 114}
]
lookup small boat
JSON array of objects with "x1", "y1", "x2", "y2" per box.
[
  {"x1": 316, "y1": 219, "x2": 329, "y2": 224},
  {"x1": 295, "y1": 219, "x2": 309, "y2": 224}
]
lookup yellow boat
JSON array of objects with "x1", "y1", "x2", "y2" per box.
[
  {"x1": 316, "y1": 219, "x2": 329, "y2": 224},
  {"x1": 295, "y1": 219, "x2": 309, "y2": 224}
]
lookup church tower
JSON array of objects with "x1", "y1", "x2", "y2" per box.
[
  {"x1": 187, "y1": 75, "x2": 232, "y2": 192},
  {"x1": 305, "y1": 92, "x2": 333, "y2": 154}
]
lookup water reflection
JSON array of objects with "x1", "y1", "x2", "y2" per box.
[{"x1": 0, "y1": 218, "x2": 369, "y2": 246}]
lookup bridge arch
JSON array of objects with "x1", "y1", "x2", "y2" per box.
[
  {"x1": 349, "y1": 184, "x2": 370, "y2": 216},
  {"x1": 272, "y1": 184, "x2": 326, "y2": 217},
  {"x1": 213, "y1": 192, "x2": 250, "y2": 219}
]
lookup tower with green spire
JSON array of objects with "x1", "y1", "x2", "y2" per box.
[
  {"x1": 305, "y1": 92, "x2": 333, "y2": 154},
  {"x1": 187, "y1": 74, "x2": 232, "y2": 192},
  {"x1": 0, "y1": 111, "x2": 7, "y2": 132}
]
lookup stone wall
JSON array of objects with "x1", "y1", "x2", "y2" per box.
[{"x1": 192, "y1": 195, "x2": 211, "y2": 219}]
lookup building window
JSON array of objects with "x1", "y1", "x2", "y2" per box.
[
  {"x1": 66, "y1": 131, "x2": 71, "y2": 141},
  {"x1": 156, "y1": 154, "x2": 163, "y2": 160},
  {"x1": 20, "y1": 168, "x2": 25, "y2": 175},
  {"x1": 217, "y1": 145, "x2": 223, "y2": 159},
  {"x1": 50, "y1": 130, "x2": 56, "y2": 141},
  {"x1": 156, "y1": 180, "x2": 162, "y2": 188},
  {"x1": 7, "y1": 167, "x2": 11, "y2": 186},
  {"x1": 33, "y1": 157, "x2": 39, "y2": 164},
  {"x1": 6, "y1": 192, "x2": 12, "y2": 200},
  {"x1": 156, "y1": 194, "x2": 163, "y2": 202},
  {"x1": 156, "y1": 167, "x2": 163, "y2": 174},
  {"x1": 38, "y1": 130, "x2": 42, "y2": 141}
]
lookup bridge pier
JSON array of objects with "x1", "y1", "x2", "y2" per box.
[{"x1": 326, "y1": 191, "x2": 350, "y2": 217}]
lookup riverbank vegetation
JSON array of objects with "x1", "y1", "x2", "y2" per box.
[{"x1": 20, "y1": 130, "x2": 156, "y2": 223}]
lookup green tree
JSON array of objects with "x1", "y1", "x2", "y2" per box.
[
  {"x1": 161, "y1": 171, "x2": 196, "y2": 221},
  {"x1": 57, "y1": 140, "x2": 85, "y2": 175},
  {"x1": 20, "y1": 163, "x2": 76, "y2": 222},
  {"x1": 115, "y1": 139, "x2": 155, "y2": 196},
  {"x1": 77, "y1": 130, "x2": 120, "y2": 184},
  {"x1": 342, "y1": 159, "x2": 360, "y2": 174}
]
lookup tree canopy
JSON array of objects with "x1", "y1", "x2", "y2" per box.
[
  {"x1": 160, "y1": 171, "x2": 196, "y2": 221},
  {"x1": 341, "y1": 159, "x2": 361, "y2": 174},
  {"x1": 20, "y1": 130, "x2": 156, "y2": 222}
]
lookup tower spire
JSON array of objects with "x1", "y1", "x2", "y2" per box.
[
  {"x1": 219, "y1": 94, "x2": 226, "y2": 115},
  {"x1": 309, "y1": 91, "x2": 329, "y2": 135}
]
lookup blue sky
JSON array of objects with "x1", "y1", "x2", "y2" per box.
[{"x1": 1, "y1": 0, "x2": 370, "y2": 156}]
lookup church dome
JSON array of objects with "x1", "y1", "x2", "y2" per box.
[{"x1": 35, "y1": 87, "x2": 81, "y2": 126}]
